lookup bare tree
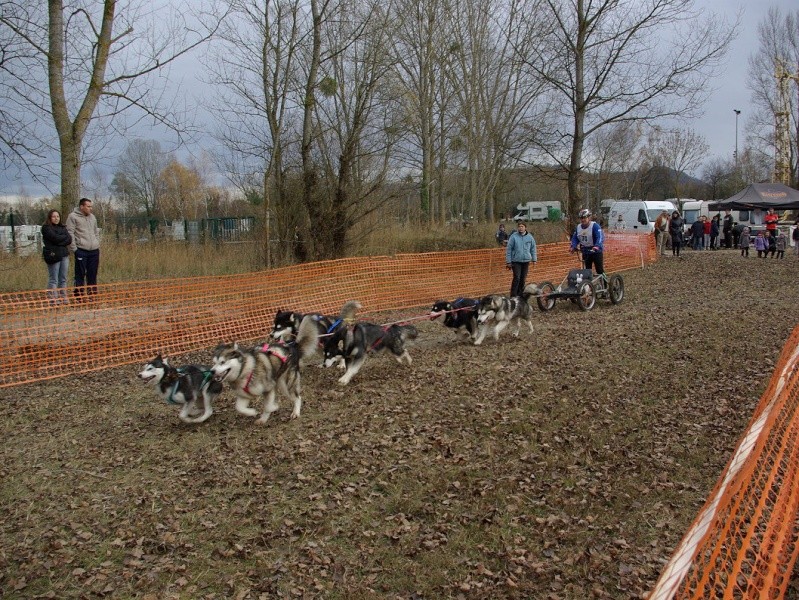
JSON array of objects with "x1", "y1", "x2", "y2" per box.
[
  {"x1": 308, "y1": 0, "x2": 402, "y2": 258},
  {"x1": 584, "y1": 122, "x2": 643, "y2": 209},
  {"x1": 444, "y1": 0, "x2": 550, "y2": 222},
  {"x1": 702, "y1": 156, "x2": 734, "y2": 201},
  {"x1": 207, "y1": 0, "x2": 307, "y2": 266},
  {"x1": 644, "y1": 127, "x2": 709, "y2": 204},
  {"x1": 110, "y1": 139, "x2": 167, "y2": 217},
  {"x1": 521, "y1": 0, "x2": 736, "y2": 221},
  {"x1": 386, "y1": 0, "x2": 453, "y2": 223},
  {"x1": 0, "y1": 0, "x2": 226, "y2": 215}
]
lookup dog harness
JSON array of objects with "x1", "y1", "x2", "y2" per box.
[
  {"x1": 166, "y1": 368, "x2": 213, "y2": 405},
  {"x1": 241, "y1": 344, "x2": 290, "y2": 395}
]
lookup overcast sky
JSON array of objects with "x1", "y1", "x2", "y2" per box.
[{"x1": 0, "y1": 0, "x2": 795, "y2": 200}]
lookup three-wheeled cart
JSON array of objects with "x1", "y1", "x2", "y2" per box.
[{"x1": 536, "y1": 268, "x2": 624, "y2": 312}]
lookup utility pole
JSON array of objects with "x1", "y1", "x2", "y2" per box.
[{"x1": 733, "y1": 109, "x2": 741, "y2": 167}]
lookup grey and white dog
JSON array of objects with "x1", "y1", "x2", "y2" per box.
[
  {"x1": 138, "y1": 356, "x2": 222, "y2": 424},
  {"x1": 211, "y1": 315, "x2": 319, "y2": 424},
  {"x1": 473, "y1": 283, "x2": 538, "y2": 345}
]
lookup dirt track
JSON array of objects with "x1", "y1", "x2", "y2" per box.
[{"x1": 1, "y1": 249, "x2": 798, "y2": 599}]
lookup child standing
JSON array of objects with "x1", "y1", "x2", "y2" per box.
[
  {"x1": 754, "y1": 231, "x2": 768, "y2": 258},
  {"x1": 739, "y1": 227, "x2": 750, "y2": 257},
  {"x1": 766, "y1": 231, "x2": 777, "y2": 257},
  {"x1": 776, "y1": 232, "x2": 787, "y2": 259}
]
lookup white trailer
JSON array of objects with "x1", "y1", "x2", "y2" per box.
[{"x1": 512, "y1": 201, "x2": 562, "y2": 221}]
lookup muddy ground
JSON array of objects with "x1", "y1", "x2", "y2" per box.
[{"x1": 1, "y1": 249, "x2": 798, "y2": 599}]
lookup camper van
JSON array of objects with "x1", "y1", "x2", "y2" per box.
[
  {"x1": 512, "y1": 201, "x2": 562, "y2": 222},
  {"x1": 606, "y1": 200, "x2": 677, "y2": 233}
]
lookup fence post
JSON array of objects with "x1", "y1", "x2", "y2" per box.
[{"x1": 9, "y1": 208, "x2": 16, "y2": 255}]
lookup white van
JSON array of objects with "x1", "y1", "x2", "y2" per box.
[{"x1": 607, "y1": 200, "x2": 677, "y2": 233}]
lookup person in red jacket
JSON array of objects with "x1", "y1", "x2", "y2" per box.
[
  {"x1": 702, "y1": 215, "x2": 711, "y2": 250},
  {"x1": 764, "y1": 207, "x2": 779, "y2": 239}
]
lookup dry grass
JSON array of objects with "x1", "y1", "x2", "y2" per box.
[
  {"x1": 1, "y1": 249, "x2": 797, "y2": 598},
  {"x1": 0, "y1": 221, "x2": 568, "y2": 293}
]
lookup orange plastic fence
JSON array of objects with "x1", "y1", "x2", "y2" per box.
[
  {"x1": 651, "y1": 323, "x2": 799, "y2": 599},
  {"x1": 0, "y1": 234, "x2": 654, "y2": 388}
]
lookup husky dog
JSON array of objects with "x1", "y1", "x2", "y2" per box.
[
  {"x1": 271, "y1": 309, "x2": 341, "y2": 366},
  {"x1": 473, "y1": 283, "x2": 538, "y2": 345},
  {"x1": 320, "y1": 300, "x2": 362, "y2": 370},
  {"x1": 138, "y1": 356, "x2": 222, "y2": 423},
  {"x1": 211, "y1": 315, "x2": 319, "y2": 424},
  {"x1": 429, "y1": 297, "x2": 480, "y2": 341},
  {"x1": 271, "y1": 309, "x2": 337, "y2": 342},
  {"x1": 325, "y1": 322, "x2": 419, "y2": 386}
]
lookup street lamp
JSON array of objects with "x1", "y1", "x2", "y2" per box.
[{"x1": 733, "y1": 109, "x2": 741, "y2": 166}]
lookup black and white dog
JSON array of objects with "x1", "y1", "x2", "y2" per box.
[
  {"x1": 271, "y1": 309, "x2": 337, "y2": 342},
  {"x1": 323, "y1": 301, "x2": 418, "y2": 385},
  {"x1": 138, "y1": 356, "x2": 223, "y2": 424},
  {"x1": 429, "y1": 297, "x2": 480, "y2": 341},
  {"x1": 271, "y1": 309, "x2": 342, "y2": 365},
  {"x1": 474, "y1": 283, "x2": 538, "y2": 345},
  {"x1": 211, "y1": 315, "x2": 319, "y2": 424}
]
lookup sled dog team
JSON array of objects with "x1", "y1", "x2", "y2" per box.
[{"x1": 138, "y1": 284, "x2": 538, "y2": 424}]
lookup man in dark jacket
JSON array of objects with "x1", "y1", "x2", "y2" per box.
[
  {"x1": 691, "y1": 217, "x2": 705, "y2": 251},
  {"x1": 668, "y1": 211, "x2": 684, "y2": 257},
  {"x1": 722, "y1": 210, "x2": 734, "y2": 248}
]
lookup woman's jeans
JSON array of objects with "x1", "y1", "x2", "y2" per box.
[{"x1": 47, "y1": 256, "x2": 70, "y2": 302}]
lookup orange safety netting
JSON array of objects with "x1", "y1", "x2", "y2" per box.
[
  {"x1": 0, "y1": 234, "x2": 655, "y2": 388},
  {"x1": 651, "y1": 322, "x2": 799, "y2": 599}
]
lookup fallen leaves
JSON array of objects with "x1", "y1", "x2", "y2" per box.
[{"x1": 0, "y1": 252, "x2": 796, "y2": 598}]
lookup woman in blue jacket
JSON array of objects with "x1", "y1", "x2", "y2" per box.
[{"x1": 505, "y1": 222, "x2": 537, "y2": 297}]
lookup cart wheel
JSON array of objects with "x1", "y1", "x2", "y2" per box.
[
  {"x1": 609, "y1": 274, "x2": 625, "y2": 304},
  {"x1": 536, "y1": 281, "x2": 556, "y2": 311},
  {"x1": 576, "y1": 281, "x2": 595, "y2": 311}
]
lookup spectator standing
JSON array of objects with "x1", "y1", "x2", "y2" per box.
[
  {"x1": 739, "y1": 227, "x2": 751, "y2": 257},
  {"x1": 766, "y1": 231, "x2": 777, "y2": 258},
  {"x1": 702, "y1": 215, "x2": 711, "y2": 250},
  {"x1": 654, "y1": 210, "x2": 669, "y2": 256},
  {"x1": 612, "y1": 214, "x2": 625, "y2": 231},
  {"x1": 754, "y1": 231, "x2": 768, "y2": 258},
  {"x1": 65, "y1": 197, "x2": 101, "y2": 301},
  {"x1": 793, "y1": 219, "x2": 799, "y2": 257},
  {"x1": 495, "y1": 223, "x2": 509, "y2": 246},
  {"x1": 722, "y1": 210, "x2": 734, "y2": 248},
  {"x1": 41, "y1": 209, "x2": 72, "y2": 304},
  {"x1": 732, "y1": 222, "x2": 741, "y2": 248},
  {"x1": 505, "y1": 221, "x2": 537, "y2": 297},
  {"x1": 691, "y1": 217, "x2": 704, "y2": 251},
  {"x1": 775, "y1": 232, "x2": 787, "y2": 259},
  {"x1": 764, "y1": 207, "x2": 779, "y2": 239},
  {"x1": 668, "y1": 211, "x2": 684, "y2": 257},
  {"x1": 710, "y1": 215, "x2": 720, "y2": 250}
]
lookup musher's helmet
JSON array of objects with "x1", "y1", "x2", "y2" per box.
[{"x1": 578, "y1": 208, "x2": 591, "y2": 219}]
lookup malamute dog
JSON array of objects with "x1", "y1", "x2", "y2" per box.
[
  {"x1": 430, "y1": 297, "x2": 480, "y2": 341},
  {"x1": 138, "y1": 356, "x2": 223, "y2": 424},
  {"x1": 211, "y1": 315, "x2": 319, "y2": 424},
  {"x1": 322, "y1": 301, "x2": 418, "y2": 385},
  {"x1": 271, "y1": 309, "x2": 337, "y2": 342},
  {"x1": 474, "y1": 283, "x2": 538, "y2": 345}
]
